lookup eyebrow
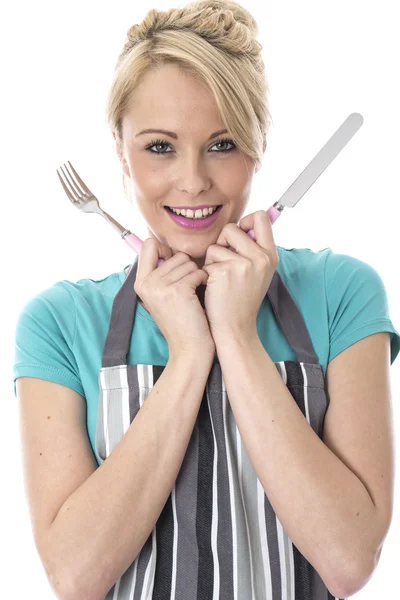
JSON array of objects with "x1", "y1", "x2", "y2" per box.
[{"x1": 135, "y1": 128, "x2": 228, "y2": 140}]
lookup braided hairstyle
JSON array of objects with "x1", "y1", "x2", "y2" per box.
[{"x1": 105, "y1": 0, "x2": 272, "y2": 202}]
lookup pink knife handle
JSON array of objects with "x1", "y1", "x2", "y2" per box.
[
  {"x1": 123, "y1": 203, "x2": 282, "y2": 266},
  {"x1": 246, "y1": 203, "x2": 281, "y2": 241}
]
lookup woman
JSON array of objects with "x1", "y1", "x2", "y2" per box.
[{"x1": 14, "y1": 1, "x2": 400, "y2": 599}]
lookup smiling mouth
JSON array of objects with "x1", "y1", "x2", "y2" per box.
[
  {"x1": 165, "y1": 205, "x2": 222, "y2": 217},
  {"x1": 164, "y1": 204, "x2": 224, "y2": 228}
]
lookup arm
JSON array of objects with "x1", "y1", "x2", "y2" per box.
[
  {"x1": 214, "y1": 330, "x2": 394, "y2": 598},
  {"x1": 46, "y1": 350, "x2": 213, "y2": 600}
]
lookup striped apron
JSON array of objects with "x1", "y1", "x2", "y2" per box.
[{"x1": 95, "y1": 256, "x2": 344, "y2": 600}]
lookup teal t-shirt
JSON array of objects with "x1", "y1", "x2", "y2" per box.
[{"x1": 13, "y1": 246, "x2": 400, "y2": 465}]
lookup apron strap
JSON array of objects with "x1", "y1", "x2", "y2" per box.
[
  {"x1": 102, "y1": 256, "x2": 139, "y2": 367},
  {"x1": 102, "y1": 257, "x2": 319, "y2": 367},
  {"x1": 267, "y1": 270, "x2": 319, "y2": 364}
]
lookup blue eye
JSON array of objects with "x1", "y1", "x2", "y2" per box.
[
  {"x1": 145, "y1": 138, "x2": 237, "y2": 154},
  {"x1": 212, "y1": 138, "x2": 236, "y2": 152},
  {"x1": 145, "y1": 140, "x2": 172, "y2": 154}
]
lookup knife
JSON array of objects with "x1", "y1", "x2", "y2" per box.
[{"x1": 245, "y1": 112, "x2": 364, "y2": 241}]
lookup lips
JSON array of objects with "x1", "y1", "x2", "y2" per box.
[{"x1": 164, "y1": 204, "x2": 223, "y2": 229}]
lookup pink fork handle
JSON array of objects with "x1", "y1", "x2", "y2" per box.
[
  {"x1": 123, "y1": 232, "x2": 167, "y2": 268},
  {"x1": 123, "y1": 204, "x2": 282, "y2": 267}
]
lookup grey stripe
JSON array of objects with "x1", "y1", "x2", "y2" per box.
[
  {"x1": 225, "y1": 387, "x2": 250, "y2": 599},
  {"x1": 207, "y1": 364, "x2": 234, "y2": 599},
  {"x1": 302, "y1": 363, "x2": 325, "y2": 389},
  {"x1": 262, "y1": 360, "x2": 284, "y2": 599},
  {"x1": 303, "y1": 380, "x2": 329, "y2": 438},
  {"x1": 264, "y1": 491, "x2": 282, "y2": 600},
  {"x1": 127, "y1": 364, "x2": 141, "y2": 422},
  {"x1": 223, "y1": 374, "x2": 240, "y2": 599},
  {"x1": 240, "y1": 428, "x2": 264, "y2": 599},
  {"x1": 311, "y1": 565, "x2": 332, "y2": 598},
  {"x1": 229, "y1": 407, "x2": 254, "y2": 597},
  {"x1": 174, "y1": 415, "x2": 200, "y2": 599}
]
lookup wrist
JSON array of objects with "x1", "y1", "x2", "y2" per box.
[
  {"x1": 168, "y1": 342, "x2": 216, "y2": 365},
  {"x1": 213, "y1": 326, "x2": 259, "y2": 349}
]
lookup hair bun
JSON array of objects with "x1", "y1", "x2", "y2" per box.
[
  {"x1": 187, "y1": 0, "x2": 259, "y2": 36},
  {"x1": 125, "y1": 0, "x2": 261, "y2": 58},
  {"x1": 126, "y1": 10, "x2": 161, "y2": 44}
]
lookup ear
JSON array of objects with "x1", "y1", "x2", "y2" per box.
[
  {"x1": 120, "y1": 157, "x2": 131, "y2": 180},
  {"x1": 113, "y1": 132, "x2": 131, "y2": 179}
]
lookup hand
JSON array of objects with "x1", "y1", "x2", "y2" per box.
[
  {"x1": 134, "y1": 239, "x2": 215, "y2": 357},
  {"x1": 201, "y1": 210, "x2": 279, "y2": 341}
]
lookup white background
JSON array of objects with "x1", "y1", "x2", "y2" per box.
[{"x1": 2, "y1": 0, "x2": 399, "y2": 597}]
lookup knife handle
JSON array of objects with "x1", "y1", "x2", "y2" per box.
[{"x1": 246, "y1": 203, "x2": 282, "y2": 241}]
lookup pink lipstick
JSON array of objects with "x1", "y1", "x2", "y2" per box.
[{"x1": 164, "y1": 205, "x2": 223, "y2": 230}]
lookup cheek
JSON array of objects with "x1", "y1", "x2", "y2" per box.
[
  {"x1": 220, "y1": 168, "x2": 251, "y2": 197},
  {"x1": 130, "y1": 161, "x2": 169, "y2": 196},
  {"x1": 217, "y1": 155, "x2": 252, "y2": 187}
]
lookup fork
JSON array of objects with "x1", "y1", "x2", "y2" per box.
[
  {"x1": 56, "y1": 161, "x2": 280, "y2": 268},
  {"x1": 56, "y1": 161, "x2": 169, "y2": 266}
]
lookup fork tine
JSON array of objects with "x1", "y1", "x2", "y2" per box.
[
  {"x1": 56, "y1": 168, "x2": 79, "y2": 203},
  {"x1": 61, "y1": 163, "x2": 85, "y2": 198},
  {"x1": 67, "y1": 161, "x2": 94, "y2": 196}
]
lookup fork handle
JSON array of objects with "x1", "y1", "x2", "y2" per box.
[{"x1": 122, "y1": 231, "x2": 164, "y2": 267}]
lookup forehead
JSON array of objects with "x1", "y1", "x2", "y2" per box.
[{"x1": 123, "y1": 64, "x2": 224, "y2": 134}]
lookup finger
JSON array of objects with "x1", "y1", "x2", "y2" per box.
[
  {"x1": 214, "y1": 221, "x2": 263, "y2": 260},
  {"x1": 203, "y1": 244, "x2": 236, "y2": 266},
  {"x1": 202, "y1": 261, "x2": 221, "y2": 282},
  {"x1": 137, "y1": 238, "x2": 173, "y2": 280},
  {"x1": 238, "y1": 210, "x2": 276, "y2": 254}
]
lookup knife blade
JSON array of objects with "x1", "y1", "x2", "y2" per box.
[{"x1": 276, "y1": 112, "x2": 364, "y2": 211}]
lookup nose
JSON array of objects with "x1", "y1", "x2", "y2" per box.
[{"x1": 176, "y1": 152, "x2": 211, "y2": 196}]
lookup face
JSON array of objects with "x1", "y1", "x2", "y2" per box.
[{"x1": 115, "y1": 63, "x2": 258, "y2": 268}]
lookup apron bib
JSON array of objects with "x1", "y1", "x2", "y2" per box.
[{"x1": 95, "y1": 257, "x2": 342, "y2": 600}]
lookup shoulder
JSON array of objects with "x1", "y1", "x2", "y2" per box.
[
  {"x1": 276, "y1": 245, "x2": 400, "y2": 366},
  {"x1": 277, "y1": 245, "x2": 383, "y2": 287},
  {"x1": 55, "y1": 265, "x2": 128, "y2": 301},
  {"x1": 276, "y1": 245, "x2": 331, "y2": 293},
  {"x1": 277, "y1": 244, "x2": 392, "y2": 318},
  {"x1": 322, "y1": 248, "x2": 386, "y2": 289},
  {"x1": 277, "y1": 245, "x2": 331, "y2": 273},
  {"x1": 15, "y1": 264, "x2": 128, "y2": 337},
  {"x1": 17, "y1": 281, "x2": 75, "y2": 325}
]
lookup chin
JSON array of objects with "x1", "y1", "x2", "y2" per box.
[{"x1": 170, "y1": 237, "x2": 214, "y2": 255}]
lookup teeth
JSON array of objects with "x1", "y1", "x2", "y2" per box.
[{"x1": 169, "y1": 206, "x2": 219, "y2": 219}]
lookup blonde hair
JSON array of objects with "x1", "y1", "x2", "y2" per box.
[{"x1": 105, "y1": 0, "x2": 273, "y2": 202}]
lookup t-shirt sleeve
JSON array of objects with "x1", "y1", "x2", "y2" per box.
[
  {"x1": 325, "y1": 250, "x2": 400, "y2": 366},
  {"x1": 13, "y1": 283, "x2": 85, "y2": 399}
]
